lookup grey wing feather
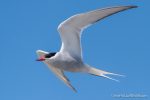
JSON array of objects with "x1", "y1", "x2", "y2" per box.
[
  {"x1": 36, "y1": 50, "x2": 77, "y2": 92},
  {"x1": 58, "y1": 6, "x2": 137, "y2": 59},
  {"x1": 47, "y1": 65, "x2": 77, "y2": 92}
]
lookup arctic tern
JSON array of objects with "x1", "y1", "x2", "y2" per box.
[{"x1": 36, "y1": 5, "x2": 137, "y2": 92}]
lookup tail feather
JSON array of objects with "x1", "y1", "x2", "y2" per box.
[
  {"x1": 84, "y1": 64, "x2": 124, "y2": 82},
  {"x1": 101, "y1": 74, "x2": 119, "y2": 82}
]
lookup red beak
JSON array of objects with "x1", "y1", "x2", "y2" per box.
[{"x1": 36, "y1": 56, "x2": 45, "y2": 61}]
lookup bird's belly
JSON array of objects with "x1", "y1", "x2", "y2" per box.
[{"x1": 53, "y1": 60, "x2": 83, "y2": 72}]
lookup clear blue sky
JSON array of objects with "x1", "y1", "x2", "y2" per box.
[{"x1": 0, "y1": 0, "x2": 149, "y2": 100}]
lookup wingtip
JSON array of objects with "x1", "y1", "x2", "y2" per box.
[
  {"x1": 116, "y1": 5, "x2": 138, "y2": 9},
  {"x1": 71, "y1": 86, "x2": 77, "y2": 93},
  {"x1": 73, "y1": 89, "x2": 78, "y2": 93},
  {"x1": 123, "y1": 5, "x2": 138, "y2": 9},
  {"x1": 67, "y1": 83, "x2": 78, "y2": 93},
  {"x1": 130, "y1": 5, "x2": 138, "y2": 8},
  {"x1": 72, "y1": 86, "x2": 78, "y2": 93}
]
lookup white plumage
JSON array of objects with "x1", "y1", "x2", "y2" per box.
[{"x1": 36, "y1": 5, "x2": 137, "y2": 92}]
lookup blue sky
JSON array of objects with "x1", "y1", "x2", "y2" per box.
[{"x1": 0, "y1": 0, "x2": 149, "y2": 100}]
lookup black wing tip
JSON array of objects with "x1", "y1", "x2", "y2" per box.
[
  {"x1": 72, "y1": 86, "x2": 77, "y2": 93},
  {"x1": 68, "y1": 82, "x2": 77, "y2": 93},
  {"x1": 111, "y1": 5, "x2": 138, "y2": 9},
  {"x1": 128, "y1": 5, "x2": 138, "y2": 8},
  {"x1": 73, "y1": 89, "x2": 77, "y2": 93}
]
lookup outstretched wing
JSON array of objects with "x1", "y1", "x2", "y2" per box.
[
  {"x1": 57, "y1": 5, "x2": 137, "y2": 59},
  {"x1": 46, "y1": 63, "x2": 77, "y2": 92},
  {"x1": 36, "y1": 50, "x2": 77, "y2": 92}
]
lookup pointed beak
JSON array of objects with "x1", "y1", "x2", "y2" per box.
[{"x1": 36, "y1": 56, "x2": 45, "y2": 61}]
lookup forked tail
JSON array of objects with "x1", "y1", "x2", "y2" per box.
[{"x1": 84, "y1": 64, "x2": 124, "y2": 82}]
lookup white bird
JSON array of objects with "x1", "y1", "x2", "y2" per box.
[{"x1": 36, "y1": 5, "x2": 137, "y2": 92}]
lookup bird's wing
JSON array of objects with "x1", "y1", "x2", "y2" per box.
[
  {"x1": 46, "y1": 63, "x2": 77, "y2": 92},
  {"x1": 36, "y1": 50, "x2": 77, "y2": 92},
  {"x1": 57, "y1": 5, "x2": 137, "y2": 59}
]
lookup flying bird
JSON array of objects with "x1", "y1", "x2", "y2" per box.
[{"x1": 36, "y1": 5, "x2": 137, "y2": 92}]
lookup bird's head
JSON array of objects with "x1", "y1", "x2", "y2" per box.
[{"x1": 36, "y1": 50, "x2": 56, "y2": 61}]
